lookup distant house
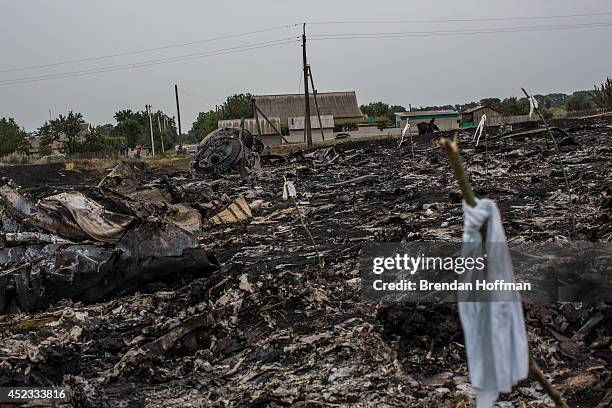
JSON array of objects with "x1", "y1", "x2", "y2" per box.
[
  {"x1": 461, "y1": 105, "x2": 504, "y2": 127},
  {"x1": 55, "y1": 122, "x2": 90, "y2": 152},
  {"x1": 394, "y1": 110, "x2": 460, "y2": 133},
  {"x1": 253, "y1": 91, "x2": 363, "y2": 128},
  {"x1": 27, "y1": 136, "x2": 40, "y2": 155},
  {"x1": 287, "y1": 115, "x2": 334, "y2": 142},
  {"x1": 29, "y1": 121, "x2": 90, "y2": 154}
]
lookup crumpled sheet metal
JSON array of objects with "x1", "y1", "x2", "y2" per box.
[
  {"x1": 99, "y1": 162, "x2": 171, "y2": 213},
  {"x1": 0, "y1": 184, "x2": 89, "y2": 241},
  {"x1": 40, "y1": 192, "x2": 137, "y2": 243},
  {"x1": 169, "y1": 204, "x2": 202, "y2": 233},
  {"x1": 0, "y1": 163, "x2": 216, "y2": 314},
  {"x1": 2, "y1": 220, "x2": 217, "y2": 312}
]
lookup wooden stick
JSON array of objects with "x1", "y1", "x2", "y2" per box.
[
  {"x1": 308, "y1": 66, "x2": 326, "y2": 141},
  {"x1": 439, "y1": 138, "x2": 476, "y2": 207},
  {"x1": 283, "y1": 176, "x2": 324, "y2": 268},
  {"x1": 439, "y1": 137, "x2": 569, "y2": 408},
  {"x1": 521, "y1": 88, "x2": 576, "y2": 235},
  {"x1": 252, "y1": 100, "x2": 290, "y2": 144},
  {"x1": 252, "y1": 100, "x2": 262, "y2": 139},
  {"x1": 529, "y1": 351, "x2": 569, "y2": 408}
]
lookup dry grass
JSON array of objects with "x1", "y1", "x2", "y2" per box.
[
  {"x1": 0, "y1": 152, "x2": 35, "y2": 165},
  {"x1": 269, "y1": 133, "x2": 401, "y2": 155},
  {"x1": 1, "y1": 134, "x2": 400, "y2": 171},
  {"x1": 72, "y1": 153, "x2": 192, "y2": 173}
]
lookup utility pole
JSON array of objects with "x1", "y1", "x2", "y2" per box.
[
  {"x1": 302, "y1": 23, "x2": 312, "y2": 147},
  {"x1": 157, "y1": 112, "x2": 165, "y2": 153},
  {"x1": 308, "y1": 65, "x2": 325, "y2": 141},
  {"x1": 175, "y1": 84, "x2": 182, "y2": 144},
  {"x1": 146, "y1": 104, "x2": 155, "y2": 156}
]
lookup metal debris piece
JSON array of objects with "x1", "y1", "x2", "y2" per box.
[
  {"x1": 209, "y1": 196, "x2": 252, "y2": 225},
  {"x1": 417, "y1": 117, "x2": 440, "y2": 135},
  {"x1": 40, "y1": 191, "x2": 137, "y2": 243},
  {"x1": 190, "y1": 127, "x2": 264, "y2": 176}
]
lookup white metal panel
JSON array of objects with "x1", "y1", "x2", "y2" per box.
[
  {"x1": 218, "y1": 117, "x2": 281, "y2": 136},
  {"x1": 287, "y1": 115, "x2": 334, "y2": 130}
]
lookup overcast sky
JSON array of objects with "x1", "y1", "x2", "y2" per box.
[{"x1": 2, "y1": 0, "x2": 612, "y2": 131}]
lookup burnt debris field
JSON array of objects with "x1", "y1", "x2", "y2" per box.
[{"x1": 1, "y1": 116, "x2": 611, "y2": 407}]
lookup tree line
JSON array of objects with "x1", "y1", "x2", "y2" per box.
[
  {"x1": 189, "y1": 93, "x2": 254, "y2": 141},
  {"x1": 2, "y1": 79, "x2": 611, "y2": 156},
  {"x1": 360, "y1": 79, "x2": 612, "y2": 123},
  {"x1": 1, "y1": 109, "x2": 179, "y2": 156}
]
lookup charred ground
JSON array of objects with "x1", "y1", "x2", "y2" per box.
[{"x1": 0, "y1": 116, "x2": 611, "y2": 407}]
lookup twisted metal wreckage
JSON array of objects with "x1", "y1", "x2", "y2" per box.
[
  {"x1": 190, "y1": 126, "x2": 266, "y2": 178},
  {"x1": 0, "y1": 163, "x2": 218, "y2": 314},
  {"x1": 0, "y1": 124, "x2": 270, "y2": 315}
]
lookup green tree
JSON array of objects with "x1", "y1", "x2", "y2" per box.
[
  {"x1": 37, "y1": 122, "x2": 54, "y2": 149},
  {"x1": 479, "y1": 98, "x2": 502, "y2": 109},
  {"x1": 112, "y1": 109, "x2": 177, "y2": 152},
  {"x1": 190, "y1": 93, "x2": 254, "y2": 141},
  {"x1": 190, "y1": 110, "x2": 222, "y2": 142},
  {"x1": 591, "y1": 77, "x2": 612, "y2": 111},
  {"x1": 360, "y1": 102, "x2": 390, "y2": 118},
  {"x1": 155, "y1": 111, "x2": 178, "y2": 151},
  {"x1": 38, "y1": 111, "x2": 85, "y2": 154},
  {"x1": 221, "y1": 93, "x2": 253, "y2": 119},
  {"x1": 566, "y1": 91, "x2": 594, "y2": 112},
  {"x1": 59, "y1": 112, "x2": 85, "y2": 154},
  {"x1": 500, "y1": 97, "x2": 529, "y2": 115},
  {"x1": 359, "y1": 102, "x2": 406, "y2": 122},
  {"x1": 82, "y1": 124, "x2": 113, "y2": 152},
  {"x1": 112, "y1": 112, "x2": 145, "y2": 148},
  {"x1": 387, "y1": 105, "x2": 407, "y2": 121},
  {"x1": 0, "y1": 118, "x2": 29, "y2": 155},
  {"x1": 538, "y1": 93, "x2": 568, "y2": 109}
]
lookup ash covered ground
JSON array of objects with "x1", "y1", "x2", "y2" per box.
[{"x1": 1, "y1": 116, "x2": 611, "y2": 407}]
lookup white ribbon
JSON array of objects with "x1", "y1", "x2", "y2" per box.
[
  {"x1": 282, "y1": 180, "x2": 296, "y2": 200},
  {"x1": 529, "y1": 95, "x2": 539, "y2": 119},
  {"x1": 473, "y1": 114, "x2": 487, "y2": 146},
  {"x1": 459, "y1": 199, "x2": 529, "y2": 407},
  {"x1": 398, "y1": 123, "x2": 411, "y2": 148}
]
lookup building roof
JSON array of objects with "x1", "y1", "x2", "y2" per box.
[
  {"x1": 461, "y1": 105, "x2": 504, "y2": 114},
  {"x1": 395, "y1": 110, "x2": 458, "y2": 118},
  {"x1": 254, "y1": 91, "x2": 363, "y2": 123}
]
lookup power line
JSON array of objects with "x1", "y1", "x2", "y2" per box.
[
  {"x1": 0, "y1": 24, "x2": 300, "y2": 74},
  {"x1": 0, "y1": 38, "x2": 299, "y2": 86},
  {"x1": 308, "y1": 11, "x2": 612, "y2": 25},
  {"x1": 310, "y1": 21, "x2": 612, "y2": 40},
  {"x1": 5, "y1": 11, "x2": 610, "y2": 74},
  {"x1": 1, "y1": 38, "x2": 297, "y2": 84}
]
